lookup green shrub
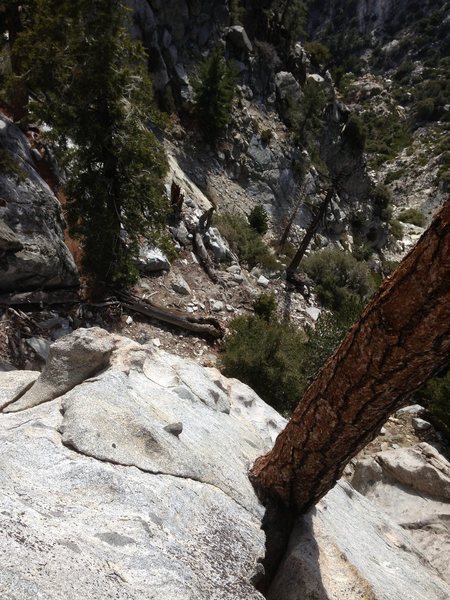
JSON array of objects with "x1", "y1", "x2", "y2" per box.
[
  {"x1": 220, "y1": 315, "x2": 308, "y2": 414},
  {"x1": 414, "y1": 98, "x2": 435, "y2": 122},
  {"x1": 372, "y1": 184, "x2": 392, "y2": 209},
  {"x1": 302, "y1": 248, "x2": 374, "y2": 312},
  {"x1": 304, "y1": 41, "x2": 331, "y2": 68},
  {"x1": 248, "y1": 205, "x2": 269, "y2": 235},
  {"x1": 390, "y1": 219, "x2": 404, "y2": 240},
  {"x1": 398, "y1": 208, "x2": 426, "y2": 227},
  {"x1": 382, "y1": 259, "x2": 399, "y2": 275},
  {"x1": 220, "y1": 300, "x2": 361, "y2": 415},
  {"x1": 303, "y1": 301, "x2": 362, "y2": 380},
  {"x1": 260, "y1": 128, "x2": 273, "y2": 145},
  {"x1": 394, "y1": 61, "x2": 415, "y2": 82},
  {"x1": 215, "y1": 212, "x2": 278, "y2": 269},
  {"x1": 343, "y1": 114, "x2": 367, "y2": 151},
  {"x1": 253, "y1": 292, "x2": 277, "y2": 321},
  {"x1": 420, "y1": 368, "x2": 450, "y2": 438}
]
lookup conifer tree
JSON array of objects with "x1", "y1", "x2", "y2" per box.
[
  {"x1": 13, "y1": 0, "x2": 168, "y2": 285},
  {"x1": 193, "y1": 48, "x2": 235, "y2": 144}
]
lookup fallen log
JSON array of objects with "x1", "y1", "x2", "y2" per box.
[
  {"x1": 0, "y1": 288, "x2": 80, "y2": 307},
  {"x1": 118, "y1": 291, "x2": 224, "y2": 340}
]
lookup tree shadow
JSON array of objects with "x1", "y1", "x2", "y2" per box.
[{"x1": 265, "y1": 510, "x2": 330, "y2": 600}]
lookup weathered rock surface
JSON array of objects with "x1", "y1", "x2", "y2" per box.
[
  {"x1": 0, "y1": 328, "x2": 448, "y2": 599},
  {"x1": 4, "y1": 328, "x2": 115, "y2": 413},
  {"x1": 269, "y1": 479, "x2": 450, "y2": 600},
  {"x1": 0, "y1": 115, "x2": 78, "y2": 292},
  {"x1": 351, "y1": 444, "x2": 450, "y2": 583},
  {"x1": 0, "y1": 328, "x2": 284, "y2": 599},
  {"x1": 0, "y1": 370, "x2": 39, "y2": 411}
]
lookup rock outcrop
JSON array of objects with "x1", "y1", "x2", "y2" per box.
[
  {"x1": 351, "y1": 443, "x2": 450, "y2": 583},
  {"x1": 0, "y1": 328, "x2": 448, "y2": 599},
  {"x1": 0, "y1": 115, "x2": 78, "y2": 292}
]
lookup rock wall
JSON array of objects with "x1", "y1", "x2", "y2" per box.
[{"x1": 0, "y1": 115, "x2": 78, "y2": 293}]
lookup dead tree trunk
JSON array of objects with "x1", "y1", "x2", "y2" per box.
[
  {"x1": 286, "y1": 188, "x2": 333, "y2": 282},
  {"x1": 250, "y1": 200, "x2": 450, "y2": 513},
  {"x1": 278, "y1": 184, "x2": 306, "y2": 252}
]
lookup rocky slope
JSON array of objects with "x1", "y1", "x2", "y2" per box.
[{"x1": 0, "y1": 328, "x2": 449, "y2": 599}]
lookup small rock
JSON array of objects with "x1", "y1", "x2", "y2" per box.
[
  {"x1": 138, "y1": 246, "x2": 170, "y2": 273},
  {"x1": 226, "y1": 265, "x2": 241, "y2": 274},
  {"x1": 305, "y1": 307, "x2": 321, "y2": 321},
  {"x1": 412, "y1": 417, "x2": 432, "y2": 432},
  {"x1": 171, "y1": 274, "x2": 191, "y2": 296},
  {"x1": 126, "y1": 315, "x2": 133, "y2": 325},
  {"x1": 257, "y1": 275, "x2": 270, "y2": 288},
  {"x1": 226, "y1": 304, "x2": 234, "y2": 312},
  {"x1": 163, "y1": 422, "x2": 183, "y2": 437},
  {"x1": 380, "y1": 427, "x2": 387, "y2": 436},
  {"x1": 212, "y1": 301, "x2": 224, "y2": 312},
  {"x1": 396, "y1": 404, "x2": 424, "y2": 416},
  {"x1": 233, "y1": 273, "x2": 244, "y2": 283},
  {"x1": 152, "y1": 338, "x2": 161, "y2": 348}
]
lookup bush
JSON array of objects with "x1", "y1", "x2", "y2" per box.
[
  {"x1": 390, "y1": 219, "x2": 403, "y2": 240},
  {"x1": 343, "y1": 114, "x2": 367, "y2": 151},
  {"x1": 414, "y1": 98, "x2": 435, "y2": 123},
  {"x1": 304, "y1": 41, "x2": 331, "y2": 68},
  {"x1": 253, "y1": 292, "x2": 277, "y2": 321},
  {"x1": 248, "y1": 205, "x2": 269, "y2": 234},
  {"x1": 220, "y1": 315, "x2": 308, "y2": 414},
  {"x1": 398, "y1": 208, "x2": 426, "y2": 227},
  {"x1": 372, "y1": 184, "x2": 392, "y2": 209},
  {"x1": 302, "y1": 248, "x2": 374, "y2": 312},
  {"x1": 303, "y1": 301, "x2": 362, "y2": 379},
  {"x1": 220, "y1": 300, "x2": 361, "y2": 415},
  {"x1": 215, "y1": 212, "x2": 278, "y2": 269},
  {"x1": 260, "y1": 128, "x2": 273, "y2": 145},
  {"x1": 420, "y1": 368, "x2": 450, "y2": 438}
]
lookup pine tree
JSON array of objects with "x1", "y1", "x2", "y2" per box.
[
  {"x1": 193, "y1": 48, "x2": 235, "y2": 144},
  {"x1": 13, "y1": 0, "x2": 168, "y2": 285}
]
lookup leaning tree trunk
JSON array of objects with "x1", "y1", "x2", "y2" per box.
[
  {"x1": 286, "y1": 188, "x2": 333, "y2": 281},
  {"x1": 250, "y1": 199, "x2": 450, "y2": 513}
]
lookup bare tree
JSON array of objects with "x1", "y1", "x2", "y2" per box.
[
  {"x1": 250, "y1": 199, "x2": 450, "y2": 513},
  {"x1": 285, "y1": 187, "x2": 334, "y2": 282}
]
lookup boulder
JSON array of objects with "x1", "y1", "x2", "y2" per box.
[
  {"x1": 0, "y1": 115, "x2": 78, "y2": 292},
  {"x1": 3, "y1": 328, "x2": 115, "y2": 413},
  {"x1": 138, "y1": 246, "x2": 170, "y2": 272},
  {"x1": 171, "y1": 273, "x2": 191, "y2": 295},
  {"x1": 0, "y1": 329, "x2": 285, "y2": 600},
  {"x1": 0, "y1": 328, "x2": 448, "y2": 599}
]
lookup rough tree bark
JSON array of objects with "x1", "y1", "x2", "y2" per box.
[{"x1": 250, "y1": 199, "x2": 450, "y2": 513}]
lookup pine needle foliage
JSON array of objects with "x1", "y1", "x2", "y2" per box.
[
  {"x1": 13, "y1": 0, "x2": 168, "y2": 285},
  {"x1": 193, "y1": 48, "x2": 235, "y2": 143}
]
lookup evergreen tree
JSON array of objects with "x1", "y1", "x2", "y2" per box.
[
  {"x1": 12, "y1": 0, "x2": 168, "y2": 285},
  {"x1": 193, "y1": 48, "x2": 235, "y2": 144}
]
